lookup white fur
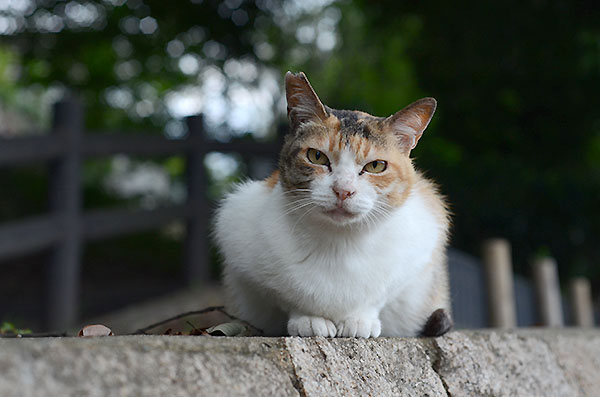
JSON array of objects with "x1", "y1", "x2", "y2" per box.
[{"x1": 214, "y1": 150, "x2": 444, "y2": 337}]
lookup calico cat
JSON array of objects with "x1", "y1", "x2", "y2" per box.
[{"x1": 214, "y1": 71, "x2": 452, "y2": 338}]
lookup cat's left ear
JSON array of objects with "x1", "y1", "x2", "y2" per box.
[{"x1": 383, "y1": 97, "x2": 437, "y2": 153}]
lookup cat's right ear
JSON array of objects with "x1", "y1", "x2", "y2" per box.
[
  {"x1": 383, "y1": 97, "x2": 437, "y2": 153},
  {"x1": 285, "y1": 71, "x2": 328, "y2": 131}
]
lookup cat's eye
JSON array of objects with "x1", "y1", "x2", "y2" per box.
[
  {"x1": 306, "y1": 148, "x2": 330, "y2": 166},
  {"x1": 363, "y1": 160, "x2": 387, "y2": 174}
]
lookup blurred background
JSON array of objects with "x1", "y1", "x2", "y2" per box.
[{"x1": 0, "y1": 0, "x2": 599, "y2": 332}]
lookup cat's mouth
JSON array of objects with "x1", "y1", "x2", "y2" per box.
[{"x1": 323, "y1": 207, "x2": 357, "y2": 221}]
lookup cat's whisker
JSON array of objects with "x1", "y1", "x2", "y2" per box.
[
  {"x1": 281, "y1": 202, "x2": 314, "y2": 216},
  {"x1": 371, "y1": 206, "x2": 390, "y2": 219},
  {"x1": 278, "y1": 203, "x2": 315, "y2": 220},
  {"x1": 280, "y1": 189, "x2": 312, "y2": 196},
  {"x1": 281, "y1": 198, "x2": 315, "y2": 209},
  {"x1": 290, "y1": 206, "x2": 316, "y2": 235},
  {"x1": 271, "y1": 199, "x2": 318, "y2": 225},
  {"x1": 280, "y1": 204, "x2": 315, "y2": 216}
]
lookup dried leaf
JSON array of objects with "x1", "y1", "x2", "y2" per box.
[
  {"x1": 189, "y1": 327, "x2": 207, "y2": 336},
  {"x1": 205, "y1": 322, "x2": 249, "y2": 337},
  {"x1": 78, "y1": 324, "x2": 114, "y2": 337},
  {"x1": 135, "y1": 307, "x2": 264, "y2": 336}
]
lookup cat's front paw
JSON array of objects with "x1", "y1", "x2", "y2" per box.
[
  {"x1": 336, "y1": 317, "x2": 381, "y2": 338},
  {"x1": 288, "y1": 315, "x2": 337, "y2": 337}
]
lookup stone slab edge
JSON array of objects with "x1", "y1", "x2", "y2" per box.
[{"x1": 1, "y1": 329, "x2": 599, "y2": 397}]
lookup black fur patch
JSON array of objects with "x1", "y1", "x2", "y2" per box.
[
  {"x1": 420, "y1": 308, "x2": 453, "y2": 337},
  {"x1": 331, "y1": 109, "x2": 371, "y2": 139}
]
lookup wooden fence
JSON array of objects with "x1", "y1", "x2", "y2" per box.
[
  {"x1": 0, "y1": 99, "x2": 596, "y2": 331},
  {"x1": 0, "y1": 99, "x2": 282, "y2": 330},
  {"x1": 449, "y1": 240, "x2": 597, "y2": 328}
]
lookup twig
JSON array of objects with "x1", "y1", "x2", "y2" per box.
[{"x1": 133, "y1": 306, "x2": 230, "y2": 334}]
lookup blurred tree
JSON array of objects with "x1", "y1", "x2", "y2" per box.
[
  {"x1": 1, "y1": 0, "x2": 272, "y2": 131},
  {"x1": 302, "y1": 0, "x2": 600, "y2": 284}
]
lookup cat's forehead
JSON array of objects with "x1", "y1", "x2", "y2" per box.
[{"x1": 328, "y1": 108, "x2": 383, "y2": 140}]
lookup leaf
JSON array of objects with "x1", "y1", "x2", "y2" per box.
[
  {"x1": 78, "y1": 324, "x2": 114, "y2": 337},
  {"x1": 135, "y1": 307, "x2": 264, "y2": 336},
  {"x1": 205, "y1": 322, "x2": 249, "y2": 337}
]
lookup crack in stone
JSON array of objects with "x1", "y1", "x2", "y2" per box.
[
  {"x1": 428, "y1": 338, "x2": 452, "y2": 397},
  {"x1": 284, "y1": 338, "x2": 308, "y2": 397}
]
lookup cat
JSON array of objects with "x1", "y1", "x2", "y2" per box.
[{"x1": 214, "y1": 71, "x2": 452, "y2": 338}]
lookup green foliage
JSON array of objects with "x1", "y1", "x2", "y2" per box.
[
  {"x1": 334, "y1": 0, "x2": 600, "y2": 280},
  {"x1": 0, "y1": 322, "x2": 32, "y2": 335}
]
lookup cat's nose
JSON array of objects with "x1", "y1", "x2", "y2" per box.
[{"x1": 333, "y1": 187, "x2": 356, "y2": 201}]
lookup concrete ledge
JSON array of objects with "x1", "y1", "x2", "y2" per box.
[{"x1": 1, "y1": 329, "x2": 599, "y2": 396}]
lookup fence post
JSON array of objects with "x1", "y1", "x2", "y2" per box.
[
  {"x1": 532, "y1": 257, "x2": 564, "y2": 326},
  {"x1": 569, "y1": 277, "x2": 594, "y2": 327},
  {"x1": 482, "y1": 238, "x2": 517, "y2": 328},
  {"x1": 184, "y1": 115, "x2": 211, "y2": 283},
  {"x1": 47, "y1": 98, "x2": 83, "y2": 330}
]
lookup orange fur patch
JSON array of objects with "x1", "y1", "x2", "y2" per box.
[
  {"x1": 358, "y1": 139, "x2": 416, "y2": 207},
  {"x1": 264, "y1": 170, "x2": 280, "y2": 189},
  {"x1": 325, "y1": 114, "x2": 341, "y2": 132}
]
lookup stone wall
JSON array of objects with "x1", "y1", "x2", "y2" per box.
[{"x1": 1, "y1": 329, "x2": 599, "y2": 396}]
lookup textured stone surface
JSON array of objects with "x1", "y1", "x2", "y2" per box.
[
  {"x1": 286, "y1": 337, "x2": 446, "y2": 396},
  {"x1": 0, "y1": 336, "x2": 298, "y2": 397},
  {"x1": 1, "y1": 329, "x2": 599, "y2": 397},
  {"x1": 433, "y1": 331, "x2": 575, "y2": 396}
]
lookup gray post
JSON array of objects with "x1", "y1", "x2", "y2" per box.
[
  {"x1": 184, "y1": 115, "x2": 210, "y2": 283},
  {"x1": 47, "y1": 99, "x2": 83, "y2": 330},
  {"x1": 482, "y1": 238, "x2": 517, "y2": 328},
  {"x1": 532, "y1": 257, "x2": 564, "y2": 326},
  {"x1": 569, "y1": 278, "x2": 594, "y2": 327}
]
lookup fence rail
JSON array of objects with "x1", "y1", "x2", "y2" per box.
[
  {"x1": 0, "y1": 215, "x2": 62, "y2": 262},
  {"x1": 0, "y1": 99, "x2": 283, "y2": 330}
]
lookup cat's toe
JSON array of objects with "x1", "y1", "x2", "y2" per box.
[
  {"x1": 288, "y1": 317, "x2": 300, "y2": 336},
  {"x1": 296, "y1": 317, "x2": 313, "y2": 336},
  {"x1": 337, "y1": 317, "x2": 381, "y2": 338},
  {"x1": 288, "y1": 316, "x2": 336, "y2": 337},
  {"x1": 336, "y1": 318, "x2": 359, "y2": 337},
  {"x1": 369, "y1": 319, "x2": 382, "y2": 338},
  {"x1": 311, "y1": 317, "x2": 337, "y2": 337}
]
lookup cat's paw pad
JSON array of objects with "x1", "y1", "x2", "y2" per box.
[
  {"x1": 288, "y1": 316, "x2": 337, "y2": 337},
  {"x1": 336, "y1": 317, "x2": 381, "y2": 338}
]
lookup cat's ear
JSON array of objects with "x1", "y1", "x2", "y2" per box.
[
  {"x1": 285, "y1": 71, "x2": 328, "y2": 130},
  {"x1": 383, "y1": 97, "x2": 437, "y2": 152}
]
